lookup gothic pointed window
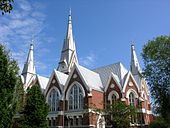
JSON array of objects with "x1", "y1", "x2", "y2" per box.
[
  {"x1": 68, "y1": 84, "x2": 84, "y2": 110},
  {"x1": 129, "y1": 92, "x2": 137, "y2": 124},
  {"x1": 74, "y1": 85, "x2": 78, "y2": 109},
  {"x1": 48, "y1": 88, "x2": 59, "y2": 112},
  {"x1": 69, "y1": 95, "x2": 73, "y2": 110},
  {"x1": 111, "y1": 94, "x2": 117, "y2": 105},
  {"x1": 79, "y1": 93, "x2": 83, "y2": 108},
  {"x1": 129, "y1": 92, "x2": 135, "y2": 106},
  {"x1": 108, "y1": 91, "x2": 119, "y2": 105}
]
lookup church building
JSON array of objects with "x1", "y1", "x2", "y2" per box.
[{"x1": 21, "y1": 12, "x2": 153, "y2": 128}]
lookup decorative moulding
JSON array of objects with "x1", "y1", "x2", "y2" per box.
[
  {"x1": 121, "y1": 98, "x2": 126, "y2": 101},
  {"x1": 52, "y1": 79, "x2": 56, "y2": 84},
  {"x1": 139, "y1": 97, "x2": 144, "y2": 102},
  {"x1": 129, "y1": 81, "x2": 133, "y2": 87},
  {"x1": 73, "y1": 74, "x2": 77, "y2": 79},
  {"x1": 88, "y1": 93, "x2": 92, "y2": 97},
  {"x1": 110, "y1": 84, "x2": 115, "y2": 88}
]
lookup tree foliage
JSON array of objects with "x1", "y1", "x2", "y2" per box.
[
  {"x1": 149, "y1": 117, "x2": 169, "y2": 128},
  {"x1": 142, "y1": 36, "x2": 170, "y2": 124},
  {"x1": 89, "y1": 101, "x2": 136, "y2": 128},
  {"x1": 0, "y1": 0, "x2": 13, "y2": 15},
  {"x1": 0, "y1": 44, "x2": 23, "y2": 128},
  {"x1": 105, "y1": 102, "x2": 136, "y2": 128},
  {"x1": 21, "y1": 85, "x2": 49, "y2": 128}
]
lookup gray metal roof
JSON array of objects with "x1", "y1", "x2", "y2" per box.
[
  {"x1": 76, "y1": 64, "x2": 103, "y2": 92},
  {"x1": 93, "y1": 62, "x2": 128, "y2": 88}
]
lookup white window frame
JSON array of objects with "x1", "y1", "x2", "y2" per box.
[
  {"x1": 47, "y1": 87, "x2": 60, "y2": 112},
  {"x1": 108, "y1": 90, "x2": 119, "y2": 104},
  {"x1": 129, "y1": 92, "x2": 135, "y2": 106},
  {"x1": 66, "y1": 81, "x2": 85, "y2": 110}
]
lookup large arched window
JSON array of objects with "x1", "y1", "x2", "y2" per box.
[
  {"x1": 129, "y1": 92, "x2": 135, "y2": 106},
  {"x1": 48, "y1": 89, "x2": 59, "y2": 112},
  {"x1": 68, "y1": 84, "x2": 84, "y2": 110}
]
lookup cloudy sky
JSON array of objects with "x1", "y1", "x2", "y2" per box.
[{"x1": 0, "y1": 0, "x2": 170, "y2": 77}]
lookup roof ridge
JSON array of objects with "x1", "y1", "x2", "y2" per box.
[
  {"x1": 77, "y1": 64, "x2": 100, "y2": 76},
  {"x1": 93, "y1": 61, "x2": 122, "y2": 71}
]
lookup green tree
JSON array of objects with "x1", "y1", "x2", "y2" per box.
[
  {"x1": 149, "y1": 117, "x2": 168, "y2": 128},
  {"x1": 21, "y1": 85, "x2": 49, "y2": 128},
  {"x1": 0, "y1": 0, "x2": 14, "y2": 15},
  {"x1": 0, "y1": 44, "x2": 23, "y2": 128},
  {"x1": 88, "y1": 101, "x2": 136, "y2": 128},
  {"x1": 105, "y1": 102, "x2": 136, "y2": 128},
  {"x1": 142, "y1": 36, "x2": 170, "y2": 125}
]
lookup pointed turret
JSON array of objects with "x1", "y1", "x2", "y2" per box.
[
  {"x1": 130, "y1": 44, "x2": 142, "y2": 75},
  {"x1": 21, "y1": 42, "x2": 36, "y2": 91},
  {"x1": 57, "y1": 10, "x2": 78, "y2": 74}
]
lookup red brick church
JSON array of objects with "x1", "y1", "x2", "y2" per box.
[{"x1": 21, "y1": 11, "x2": 153, "y2": 128}]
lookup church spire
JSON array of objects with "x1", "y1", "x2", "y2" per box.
[
  {"x1": 22, "y1": 42, "x2": 36, "y2": 75},
  {"x1": 58, "y1": 10, "x2": 78, "y2": 74},
  {"x1": 130, "y1": 44, "x2": 142, "y2": 75},
  {"x1": 21, "y1": 41, "x2": 36, "y2": 91}
]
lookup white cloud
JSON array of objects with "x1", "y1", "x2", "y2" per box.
[
  {"x1": 18, "y1": 0, "x2": 32, "y2": 11},
  {"x1": 35, "y1": 61, "x2": 47, "y2": 70},
  {"x1": 31, "y1": 12, "x2": 46, "y2": 20},
  {"x1": 0, "y1": 0, "x2": 47, "y2": 74},
  {"x1": 11, "y1": 50, "x2": 26, "y2": 73},
  {"x1": 80, "y1": 53, "x2": 96, "y2": 68}
]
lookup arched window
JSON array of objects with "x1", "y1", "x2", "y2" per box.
[
  {"x1": 69, "y1": 95, "x2": 73, "y2": 110},
  {"x1": 48, "y1": 89, "x2": 59, "y2": 112},
  {"x1": 111, "y1": 94, "x2": 117, "y2": 105},
  {"x1": 108, "y1": 91, "x2": 119, "y2": 105},
  {"x1": 129, "y1": 92, "x2": 135, "y2": 106},
  {"x1": 68, "y1": 84, "x2": 84, "y2": 110}
]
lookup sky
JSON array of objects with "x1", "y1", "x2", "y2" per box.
[{"x1": 0, "y1": 0, "x2": 170, "y2": 77}]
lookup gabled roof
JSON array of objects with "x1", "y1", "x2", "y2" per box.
[
  {"x1": 36, "y1": 75, "x2": 49, "y2": 90},
  {"x1": 104, "y1": 73, "x2": 122, "y2": 92},
  {"x1": 45, "y1": 69, "x2": 68, "y2": 95},
  {"x1": 122, "y1": 71, "x2": 140, "y2": 93},
  {"x1": 54, "y1": 69, "x2": 68, "y2": 86},
  {"x1": 93, "y1": 62, "x2": 128, "y2": 88},
  {"x1": 133, "y1": 75, "x2": 142, "y2": 89},
  {"x1": 64, "y1": 64, "x2": 103, "y2": 92},
  {"x1": 77, "y1": 64, "x2": 103, "y2": 91}
]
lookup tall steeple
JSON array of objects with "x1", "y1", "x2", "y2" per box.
[
  {"x1": 130, "y1": 44, "x2": 142, "y2": 75},
  {"x1": 21, "y1": 41, "x2": 36, "y2": 91},
  {"x1": 58, "y1": 10, "x2": 78, "y2": 74}
]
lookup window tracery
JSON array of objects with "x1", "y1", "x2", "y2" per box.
[
  {"x1": 48, "y1": 88, "x2": 59, "y2": 112},
  {"x1": 68, "y1": 84, "x2": 84, "y2": 110}
]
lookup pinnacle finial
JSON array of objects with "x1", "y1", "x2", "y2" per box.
[
  {"x1": 31, "y1": 35, "x2": 35, "y2": 45},
  {"x1": 68, "y1": 8, "x2": 72, "y2": 23},
  {"x1": 69, "y1": 8, "x2": 71, "y2": 16},
  {"x1": 131, "y1": 40, "x2": 136, "y2": 50},
  {"x1": 30, "y1": 36, "x2": 35, "y2": 49}
]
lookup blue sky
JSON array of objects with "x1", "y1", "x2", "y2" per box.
[{"x1": 0, "y1": 0, "x2": 170, "y2": 77}]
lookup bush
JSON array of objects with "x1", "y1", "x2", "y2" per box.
[{"x1": 149, "y1": 117, "x2": 169, "y2": 128}]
